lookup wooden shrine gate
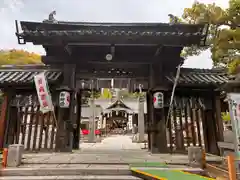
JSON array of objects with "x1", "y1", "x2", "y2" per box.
[
  {"x1": 0, "y1": 19, "x2": 227, "y2": 154},
  {"x1": 166, "y1": 95, "x2": 219, "y2": 154},
  {"x1": 4, "y1": 93, "x2": 57, "y2": 152}
]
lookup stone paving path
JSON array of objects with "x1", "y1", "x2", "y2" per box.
[
  {"x1": 20, "y1": 135, "x2": 222, "y2": 165},
  {"x1": 80, "y1": 135, "x2": 144, "y2": 151}
]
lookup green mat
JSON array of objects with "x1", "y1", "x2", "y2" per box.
[{"x1": 132, "y1": 168, "x2": 214, "y2": 180}]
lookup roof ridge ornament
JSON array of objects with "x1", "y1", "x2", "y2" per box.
[
  {"x1": 43, "y1": 11, "x2": 58, "y2": 24},
  {"x1": 168, "y1": 14, "x2": 180, "y2": 25}
]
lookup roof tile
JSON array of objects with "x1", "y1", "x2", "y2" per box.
[
  {"x1": 0, "y1": 68, "x2": 62, "y2": 85},
  {"x1": 165, "y1": 68, "x2": 229, "y2": 85},
  {"x1": 0, "y1": 66, "x2": 230, "y2": 87}
]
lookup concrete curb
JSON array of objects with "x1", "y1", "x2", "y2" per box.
[
  {"x1": 0, "y1": 175, "x2": 142, "y2": 180},
  {"x1": 1, "y1": 167, "x2": 131, "y2": 176}
]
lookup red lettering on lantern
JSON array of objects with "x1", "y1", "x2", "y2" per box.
[
  {"x1": 39, "y1": 86, "x2": 45, "y2": 93},
  {"x1": 40, "y1": 94, "x2": 46, "y2": 101},
  {"x1": 42, "y1": 101, "x2": 48, "y2": 107}
]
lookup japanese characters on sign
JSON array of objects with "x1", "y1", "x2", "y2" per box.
[
  {"x1": 153, "y1": 92, "x2": 164, "y2": 109},
  {"x1": 34, "y1": 72, "x2": 54, "y2": 113},
  {"x1": 59, "y1": 91, "x2": 70, "y2": 108}
]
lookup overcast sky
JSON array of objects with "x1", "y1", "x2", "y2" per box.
[{"x1": 0, "y1": 0, "x2": 228, "y2": 68}]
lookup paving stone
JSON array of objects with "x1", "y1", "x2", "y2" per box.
[
  {"x1": 0, "y1": 175, "x2": 142, "y2": 180},
  {"x1": 20, "y1": 135, "x2": 222, "y2": 166}
]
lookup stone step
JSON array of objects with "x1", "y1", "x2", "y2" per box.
[
  {"x1": 0, "y1": 175, "x2": 142, "y2": 180},
  {"x1": 1, "y1": 166, "x2": 131, "y2": 176}
]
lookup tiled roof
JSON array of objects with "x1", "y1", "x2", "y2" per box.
[
  {"x1": 20, "y1": 21, "x2": 206, "y2": 34},
  {"x1": 0, "y1": 65, "x2": 62, "y2": 86},
  {"x1": 18, "y1": 21, "x2": 207, "y2": 46},
  {"x1": 0, "y1": 66, "x2": 230, "y2": 87},
  {"x1": 106, "y1": 99, "x2": 132, "y2": 110},
  {"x1": 21, "y1": 30, "x2": 204, "y2": 38},
  {"x1": 165, "y1": 68, "x2": 229, "y2": 85}
]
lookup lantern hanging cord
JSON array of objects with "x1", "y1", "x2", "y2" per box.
[{"x1": 165, "y1": 64, "x2": 181, "y2": 127}]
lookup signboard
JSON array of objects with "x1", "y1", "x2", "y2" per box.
[
  {"x1": 228, "y1": 93, "x2": 240, "y2": 173},
  {"x1": 34, "y1": 72, "x2": 53, "y2": 113},
  {"x1": 97, "y1": 116, "x2": 102, "y2": 129},
  {"x1": 128, "y1": 115, "x2": 133, "y2": 130},
  {"x1": 59, "y1": 91, "x2": 70, "y2": 108},
  {"x1": 153, "y1": 92, "x2": 164, "y2": 109}
]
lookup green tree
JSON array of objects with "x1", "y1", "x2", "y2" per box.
[
  {"x1": 0, "y1": 49, "x2": 42, "y2": 65},
  {"x1": 179, "y1": 0, "x2": 240, "y2": 73},
  {"x1": 222, "y1": 112, "x2": 231, "y2": 121},
  {"x1": 100, "y1": 88, "x2": 112, "y2": 99}
]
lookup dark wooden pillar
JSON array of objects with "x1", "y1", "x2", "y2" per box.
[
  {"x1": 202, "y1": 94, "x2": 219, "y2": 155},
  {"x1": 6, "y1": 106, "x2": 18, "y2": 145},
  {"x1": 214, "y1": 92, "x2": 224, "y2": 142},
  {"x1": 72, "y1": 90, "x2": 82, "y2": 149},
  {"x1": 146, "y1": 91, "x2": 152, "y2": 150},
  {"x1": 148, "y1": 63, "x2": 168, "y2": 153},
  {"x1": 154, "y1": 106, "x2": 168, "y2": 153},
  {"x1": 0, "y1": 94, "x2": 8, "y2": 150},
  {"x1": 2, "y1": 91, "x2": 15, "y2": 148},
  {"x1": 55, "y1": 64, "x2": 76, "y2": 152}
]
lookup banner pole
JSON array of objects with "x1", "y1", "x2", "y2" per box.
[{"x1": 52, "y1": 108, "x2": 58, "y2": 128}]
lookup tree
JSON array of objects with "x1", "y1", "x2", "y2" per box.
[
  {"x1": 222, "y1": 112, "x2": 231, "y2": 121},
  {"x1": 100, "y1": 88, "x2": 112, "y2": 99},
  {"x1": 179, "y1": 0, "x2": 240, "y2": 73},
  {"x1": 0, "y1": 49, "x2": 42, "y2": 65}
]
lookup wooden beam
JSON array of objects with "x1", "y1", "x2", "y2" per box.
[
  {"x1": 42, "y1": 55, "x2": 157, "y2": 64},
  {"x1": 75, "y1": 72, "x2": 148, "y2": 79},
  {"x1": 86, "y1": 61, "x2": 151, "y2": 65},
  {"x1": 215, "y1": 93, "x2": 224, "y2": 142},
  {"x1": 0, "y1": 95, "x2": 8, "y2": 150}
]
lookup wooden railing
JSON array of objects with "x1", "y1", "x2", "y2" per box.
[{"x1": 206, "y1": 141, "x2": 239, "y2": 179}]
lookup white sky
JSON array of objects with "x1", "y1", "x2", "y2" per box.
[{"x1": 0, "y1": 0, "x2": 228, "y2": 69}]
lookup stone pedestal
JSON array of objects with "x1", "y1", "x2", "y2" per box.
[
  {"x1": 7, "y1": 144, "x2": 24, "y2": 167},
  {"x1": 188, "y1": 146, "x2": 204, "y2": 168},
  {"x1": 132, "y1": 133, "x2": 148, "y2": 143}
]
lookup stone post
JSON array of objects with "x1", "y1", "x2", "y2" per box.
[
  {"x1": 138, "y1": 95, "x2": 145, "y2": 142},
  {"x1": 7, "y1": 144, "x2": 24, "y2": 167},
  {"x1": 88, "y1": 98, "x2": 96, "y2": 143},
  {"x1": 188, "y1": 146, "x2": 204, "y2": 168}
]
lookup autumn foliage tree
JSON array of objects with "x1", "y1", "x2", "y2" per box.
[
  {"x1": 0, "y1": 49, "x2": 42, "y2": 65},
  {"x1": 179, "y1": 0, "x2": 240, "y2": 73}
]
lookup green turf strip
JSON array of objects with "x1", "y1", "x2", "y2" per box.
[{"x1": 136, "y1": 169, "x2": 214, "y2": 180}]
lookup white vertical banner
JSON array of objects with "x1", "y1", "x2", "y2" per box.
[
  {"x1": 97, "y1": 116, "x2": 102, "y2": 129},
  {"x1": 103, "y1": 117, "x2": 106, "y2": 128},
  {"x1": 228, "y1": 93, "x2": 240, "y2": 173},
  {"x1": 34, "y1": 72, "x2": 54, "y2": 114},
  {"x1": 128, "y1": 114, "x2": 133, "y2": 130}
]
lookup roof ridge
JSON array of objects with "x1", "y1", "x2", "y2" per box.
[
  {"x1": 0, "y1": 64, "x2": 61, "y2": 71},
  {"x1": 180, "y1": 67, "x2": 227, "y2": 74}
]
